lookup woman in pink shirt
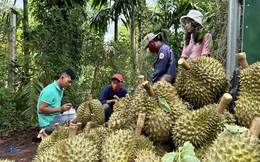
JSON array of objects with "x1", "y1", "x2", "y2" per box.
[{"x1": 180, "y1": 10, "x2": 212, "y2": 59}]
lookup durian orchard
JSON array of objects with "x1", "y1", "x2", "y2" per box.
[{"x1": 2, "y1": 53, "x2": 259, "y2": 162}]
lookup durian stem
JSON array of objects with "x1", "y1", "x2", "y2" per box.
[
  {"x1": 135, "y1": 113, "x2": 146, "y2": 138},
  {"x1": 85, "y1": 122, "x2": 91, "y2": 135},
  {"x1": 250, "y1": 117, "x2": 260, "y2": 137},
  {"x1": 55, "y1": 123, "x2": 61, "y2": 131},
  {"x1": 91, "y1": 113, "x2": 96, "y2": 122},
  {"x1": 69, "y1": 123, "x2": 78, "y2": 138},
  {"x1": 142, "y1": 81, "x2": 154, "y2": 96},
  {"x1": 216, "y1": 93, "x2": 233, "y2": 114},
  {"x1": 178, "y1": 58, "x2": 191, "y2": 70},
  {"x1": 77, "y1": 122, "x2": 83, "y2": 131},
  {"x1": 236, "y1": 52, "x2": 248, "y2": 69},
  {"x1": 88, "y1": 94, "x2": 93, "y2": 101},
  {"x1": 113, "y1": 95, "x2": 120, "y2": 101},
  {"x1": 138, "y1": 75, "x2": 145, "y2": 85},
  {"x1": 120, "y1": 105, "x2": 125, "y2": 112}
]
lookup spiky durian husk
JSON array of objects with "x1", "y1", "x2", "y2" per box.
[
  {"x1": 122, "y1": 87, "x2": 150, "y2": 120},
  {"x1": 222, "y1": 110, "x2": 236, "y2": 125},
  {"x1": 153, "y1": 142, "x2": 174, "y2": 157},
  {"x1": 202, "y1": 129, "x2": 260, "y2": 162},
  {"x1": 33, "y1": 135, "x2": 100, "y2": 162},
  {"x1": 37, "y1": 127, "x2": 69, "y2": 154},
  {"x1": 101, "y1": 129, "x2": 136, "y2": 162},
  {"x1": 176, "y1": 57, "x2": 228, "y2": 109},
  {"x1": 113, "y1": 96, "x2": 127, "y2": 112},
  {"x1": 144, "y1": 99, "x2": 174, "y2": 143},
  {"x1": 77, "y1": 101, "x2": 91, "y2": 127},
  {"x1": 172, "y1": 104, "x2": 224, "y2": 148},
  {"x1": 89, "y1": 99, "x2": 105, "y2": 125},
  {"x1": 135, "y1": 135, "x2": 155, "y2": 151},
  {"x1": 234, "y1": 62, "x2": 260, "y2": 128},
  {"x1": 107, "y1": 111, "x2": 136, "y2": 132},
  {"x1": 134, "y1": 149, "x2": 162, "y2": 162},
  {"x1": 152, "y1": 81, "x2": 189, "y2": 121}
]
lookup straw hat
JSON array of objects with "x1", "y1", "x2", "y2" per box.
[{"x1": 143, "y1": 32, "x2": 162, "y2": 49}]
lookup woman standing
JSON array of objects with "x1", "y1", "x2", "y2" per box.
[{"x1": 180, "y1": 10, "x2": 212, "y2": 59}]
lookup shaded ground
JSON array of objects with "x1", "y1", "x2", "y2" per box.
[{"x1": 0, "y1": 127, "x2": 41, "y2": 162}]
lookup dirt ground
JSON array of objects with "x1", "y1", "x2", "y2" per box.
[{"x1": 0, "y1": 127, "x2": 41, "y2": 162}]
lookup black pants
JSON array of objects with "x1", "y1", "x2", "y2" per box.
[{"x1": 102, "y1": 104, "x2": 113, "y2": 122}]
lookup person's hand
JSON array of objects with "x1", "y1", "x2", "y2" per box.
[
  {"x1": 113, "y1": 99, "x2": 118, "y2": 103},
  {"x1": 61, "y1": 103, "x2": 73, "y2": 112}
]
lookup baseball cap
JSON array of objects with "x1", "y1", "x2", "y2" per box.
[{"x1": 111, "y1": 74, "x2": 123, "y2": 82}]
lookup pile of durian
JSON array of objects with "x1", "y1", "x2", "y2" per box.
[{"x1": 30, "y1": 54, "x2": 260, "y2": 162}]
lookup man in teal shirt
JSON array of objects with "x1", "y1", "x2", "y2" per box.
[{"x1": 37, "y1": 69, "x2": 76, "y2": 137}]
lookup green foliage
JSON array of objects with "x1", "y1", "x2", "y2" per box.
[
  {"x1": 13, "y1": 77, "x2": 44, "y2": 126},
  {"x1": 162, "y1": 141, "x2": 200, "y2": 162},
  {"x1": 0, "y1": 87, "x2": 23, "y2": 133},
  {"x1": 158, "y1": 96, "x2": 172, "y2": 113}
]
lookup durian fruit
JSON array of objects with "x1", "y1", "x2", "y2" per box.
[
  {"x1": 101, "y1": 129, "x2": 136, "y2": 162},
  {"x1": 77, "y1": 101, "x2": 91, "y2": 127},
  {"x1": 134, "y1": 149, "x2": 162, "y2": 162},
  {"x1": 135, "y1": 135, "x2": 155, "y2": 152},
  {"x1": 172, "y1": 93, "x2": 233, "y2": 149},
  {"x1": 33, "y1": 133, "x2": 100, "y2": 162},
  {"x1": 202, "y1": 117, "x2": 260, "y2": 162},
  {"x1": 113, "y1": 96, "x2": 127, "y2": 112},
  {"x1": 234, "y1": 54, "x2": 260, "y2": 128},
  {"x1": 152, "y1": 81, "x2": 189, "y2": 122},
  {"x1": 176, "y1": 57, "x2": 228, "y2": 109},
  {"x1": 142, "y1": 81, "x2": 175, "y2": 143},
  {"x1": 144, "y1": 99, "x2": 174, "y2": 143},
  {"x1": 37, "y1": 124, "x2": 69, "y2": 154},
  {"x1": 77, "y1": 96, "x2": 105, "y2": 127},
  {"x1": 88, "y1": 98, "x2": 105, "y2": 125},
  {"x1": 107, "y1": 111, "x2": 136, "y2": 132}
]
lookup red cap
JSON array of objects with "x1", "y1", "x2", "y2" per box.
[{"x1": 111, "y1": 74, "x2": 123, "y2": 82}]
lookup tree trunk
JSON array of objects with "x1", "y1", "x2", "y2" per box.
[
  {"x1": 136, "y1": 14, "x2": 141, "y2": 74},
  {"x1": 114, "y1": 14, "x2": 118, "y2": 42},
  {"x1": 91, "y1": 61, "x2": 100, "y2": 94},
  {"x1": 8, "y1": 11, "x2": 16, "y2": 92},
  {"x1": 130, "y1": 7, "x2": 136, "y2": 72},
  {"x1": 23, "y1": 0, "x2": 30, "y2": 84}
]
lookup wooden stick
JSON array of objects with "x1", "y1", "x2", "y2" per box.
[
  {"x1": 135, "y1": 113, "x2": 146, "y2": 138},
  {"x1": 142, "y1": 81, "x2": 154, "y2": 96},
  {"x1": 236, "y1": 52, "x2": 249, "y2": 69},
  {"x1": 69, "y1": 123, "x2": 78, "y2": 138},
  {"x1": 113, "y1": 95, "x2": 120, "y2": 101},
  {"x1": 88, "y1": 94, "x2": 93, "y2": 101},
  {"x1": 178, "y1": 58, "x2": 191, "y2": 70},
  {"x1": 55, "y1": 123, "x2": 61, "y2": 131},
  {"x1": 91, "y1": 113, "x2": 96, "y2": 122},
  {"x1": 216, "y1": 93, "x2": 233, "y2": 114},
  {"x1": 138, "y1": 75, "x2": 145, "y2": 85},
  {"x1": 250, "y1": 117, "x2": 260, "y2": 138},
  {"x1": 85, "y1": 122, "x2": 91, "y2": 135},
  {"x1": 77, "y1": 122, "x2": 83, "y2": 131}
]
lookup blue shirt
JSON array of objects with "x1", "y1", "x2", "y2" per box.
[
  {"x1": 98, "y1": 85, "x2": 127, "y2": 107},
  {"x1": 152, "y1": 43, "x2": 176, "y2": 84},
  {"x1": 37, "y1": 81, "x2": 63, "y2": 127}
]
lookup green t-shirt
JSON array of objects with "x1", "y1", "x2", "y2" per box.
[{"x1": 37, "y1": 81, "x2": 64, "y2": 127}]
